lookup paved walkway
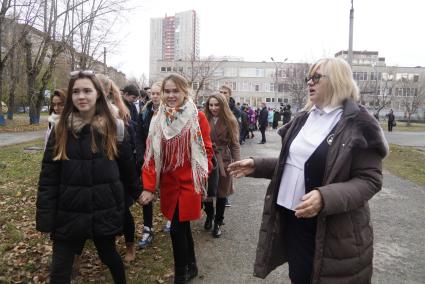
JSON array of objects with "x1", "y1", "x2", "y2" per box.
[
  {"x1": 0, "y1": 130, "x2": 45, "y2": 147},
  {"x1": 384, "y1": 131, "x2": 425, "y2": 147},
  {"x1": 191, "y1": 129, "x2": 425, "y2": 283}
]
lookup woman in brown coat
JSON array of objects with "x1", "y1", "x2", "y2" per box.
[
  {"x1": 204, "y1": 93, "x2": 240, "y2": 238},
  {"x1": 228, "y1": 58, "x2": 388, "y2": 284}
]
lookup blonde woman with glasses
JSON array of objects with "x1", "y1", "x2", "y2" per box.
[{"x1": 229, "y1": 58, "x2": 388, "y2": 284}]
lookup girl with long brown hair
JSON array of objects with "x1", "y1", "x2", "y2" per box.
[
  {"x1": 204, "y1": 93, "x2": 240, "y2": 237},
  {"x1": 44, "y1": 89, "x2": 67, "y2": 147},
  {"x1": 97, "y1": 74, "x2": 137, "y2": 261},
  {"x1": 36, "y1": 70, "x2": 140, "y2": 284}
]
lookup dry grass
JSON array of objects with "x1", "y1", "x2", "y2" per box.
[
  {"x1": 383, "y1": 144, "x2": 425, "y2": 187},
  {"x1": 0, "y1": 113, "x2": 49, "y2": 133},
  {"x1": 380, "y1": 121, "x2": 425, "y2": 132}
]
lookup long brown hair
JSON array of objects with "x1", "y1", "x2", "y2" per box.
[
  {"x1": 96, "y1": 73, "x2": 130, "y2": 124},
  {"x1": 49, "y1": 89, "x2": 67, "y2": 115},
  {"x1": 53, "y1": 72, "x2": 118, "y2": 160},
  {"x1": 204, "y1": 93, "x2": 239, "y2": 144}
]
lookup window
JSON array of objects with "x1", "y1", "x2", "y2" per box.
[
  {"x1": 413, "y1": 75, "x2": 419, "y2": 82},
  {"x1": 161, "y1": 67, "x2": 166, "y2": 72},
  {"x1": 269, "y1": 83, "x2": 275, "y2": 92},
  {"x1": 266, "y1": 98, "x2": 271, "y2": 102},
  {"x1": 224, "y1": 81, "x2": 237, "y2": 91},
  {"x1": 255, "y1": 84, "x2": 260, "y2": 92}
]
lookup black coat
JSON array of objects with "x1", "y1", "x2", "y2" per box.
[
  {"x1": 36, "y1": 123, "x2": 139, "y2": 240},
  {"x1": 258, "y1": 107, "x2": 269, "y2": 127},
  {"x1": 135, "y1": 101, "x2": 155, "y2": 165}
]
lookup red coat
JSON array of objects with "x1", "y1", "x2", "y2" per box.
[{"x1": 142, "y1": 111, "x2": 213, "y2": 221}]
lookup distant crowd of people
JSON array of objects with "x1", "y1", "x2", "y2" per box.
[{"x1": 36, "y1": 57, "x2": 388, "y2": 284}]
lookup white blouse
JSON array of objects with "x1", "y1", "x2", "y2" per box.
[{"x1": 277, "y1": 105, "x2": 343, "y2": 210}]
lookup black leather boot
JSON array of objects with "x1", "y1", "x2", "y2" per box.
[
  {"x1": 204, "y1": 215, "x2": 213, "y2": 230},
  {"x1": 203, "y1": 202, "x2": 214, "y2": 231},
  {"x1": 186, "y1": 262, "x2": 198, "y2": 282},
  {"x1": 212, "y1": 222, "x2": 222, "y2": 238},
  {"x1": 174, "y1": 265, "x2": 188, "y2": 284}
]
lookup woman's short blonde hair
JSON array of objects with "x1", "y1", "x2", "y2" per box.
[{"x1": 304, "y1": 57, "x2": 360, "y2": 110}]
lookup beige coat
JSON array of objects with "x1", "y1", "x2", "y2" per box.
[
  {"x1": 251, "y1": 100, "x2": 389, "y2": 283},
  {"x1": 209, "y1": 117, "x2": 241, "y2": 197}
]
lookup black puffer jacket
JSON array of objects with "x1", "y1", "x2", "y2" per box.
[{"x1": 36, "y1": 118, "x2": 139, "y2": 240}]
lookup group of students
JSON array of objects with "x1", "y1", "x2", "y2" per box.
[
  {"x1": 36, "y1": 72, "x2": 240, "y2": 284},
  {"x1": 36, "y1": 57, "x2": 388, "y2": 284}
]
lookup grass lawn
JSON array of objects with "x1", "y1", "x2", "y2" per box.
[
  {"x1": 380, "y1": 121, "x2": 425, "y2": 132},
  {"x1": 0, "y1": 140, "x2": 174, "y2": 283},
  {"x1": 384, "y1": 144, "x2": 425, "y2": 187},
  {"x1": 0, "y1": 113, "x2": 49, "y2": 133}
]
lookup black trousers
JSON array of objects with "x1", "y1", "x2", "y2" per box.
[
  {"x1": 170, "y1": 204, "x2": 196, "y2": 268},
  {"x1": 388, "y1": 121, "x2": 393, "y2": 132},
  {"x1": 280, "y1": 206, "x2": 317, "y2": 284},
  {"x1": 142, "y1": 201, "x2": 153, "y2": 228},
  {"x1": 203, "y1": 197, "x2": 226, "y2": 224},
  {"x1": 50, "y1": 237, "x2": 125, "y2": 284},
  {"x1": 123, "y1": 207, "x2": 135, "y2": 243},
  {"x1": 259, "y1": 126, "x2": 267, "y2": 142}
]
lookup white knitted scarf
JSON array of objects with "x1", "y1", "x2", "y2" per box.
[{"x1": 143, "y1": 99, "x2": 208, "y2": 195}]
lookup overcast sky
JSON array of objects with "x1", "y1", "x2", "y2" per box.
[{"x1": 108, "y1": 0, "x2": 424, "y2": 79}]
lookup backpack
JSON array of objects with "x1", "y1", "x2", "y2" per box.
[{"x1": 116, "y1": 119, "x2": 125, "y2": 142}]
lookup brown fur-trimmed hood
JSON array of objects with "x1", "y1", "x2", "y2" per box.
[{"x1": 67, "y1": 113, "x2": 109, "y2": 136}]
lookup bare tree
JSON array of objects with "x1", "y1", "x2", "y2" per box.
[
  {"x1": 286, "y1": 63, "x2": 309, "y2": 111},
  {"x1": 0, "y1": 0, "x2": 39, "y2": 124},
  {"x1": 173, "y1": 55, "x2": 224, "y2": 104},
  {"x1": 23, "y1": 0, "x2": 129, "y2": 124},
  {"x1": 394, "y1": 76, "x2": 425, "y2": 125}
]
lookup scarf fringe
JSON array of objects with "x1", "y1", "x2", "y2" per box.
[{"x1": 143, "y1": 99, "x2": 208, "y2": 194}]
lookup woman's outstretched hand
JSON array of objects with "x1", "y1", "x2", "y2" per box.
[
  {"x1": 138, "y1": 190, "x2": 154, "y2": 205},
  {"x1": 227, "y1": 158, "x2": 255, "y2": 178}
]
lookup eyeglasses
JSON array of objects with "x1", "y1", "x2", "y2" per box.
[
  {"x1": 70, "y1": 70, "x2": 95, "y2": 78},
  {"x1": 164, "y1": 88, "x2": 180, "y2": 94},
  {"x1": 305, "y1": 73, "x2": 327, "y2": 85}
]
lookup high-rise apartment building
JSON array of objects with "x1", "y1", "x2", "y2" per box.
[{"x1": 149, "y1": 10, "x2": 200, "y2": 77}]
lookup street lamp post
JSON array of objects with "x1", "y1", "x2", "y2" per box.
[{"x1": 271, "y1": 57, "x2": 288, "y2": 108}]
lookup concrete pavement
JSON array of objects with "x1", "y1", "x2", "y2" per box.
[
  {"x1": 0, "y1": 130, "x2": 45, "y2": 147},
  {"x1": 384, "y1": 131, "x2": 425, "y2": 148},
  {"x1": 191, "y1": 128, "x2": 425, "y2": 284}
]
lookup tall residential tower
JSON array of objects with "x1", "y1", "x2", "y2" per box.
[{"x1": 149, "y1": 10, "x2": 200, "y2": 77}]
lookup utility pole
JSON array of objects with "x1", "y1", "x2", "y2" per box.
[
  {"x1": 348, "y1": 0, "x2": 354, "y2": 66},
  {"x1": 103, "y1": 47, "x2": 107, "y2": 75}
]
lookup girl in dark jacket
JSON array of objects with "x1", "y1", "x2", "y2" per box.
[
  {"x1": 36, "y1": 70, "x2": 140, "y2": 284},
  {"x1": 135, "y1": 81, "x2": 162, "y2": 248}
]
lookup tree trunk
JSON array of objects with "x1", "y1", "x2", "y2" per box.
[
  {"x1": 0, "y1": 66, "x2": 4, "y2": 126},
  {"x1": 407, "y1": 112, "x2": 411, "y2": 126},
  {"x1": 7, "y1": 46, "x2": 17, "y2": 120}
]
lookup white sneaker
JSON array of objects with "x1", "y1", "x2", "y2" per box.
[{"x1": 163, "y1": 220, "x2": 171, "y2": 233}]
